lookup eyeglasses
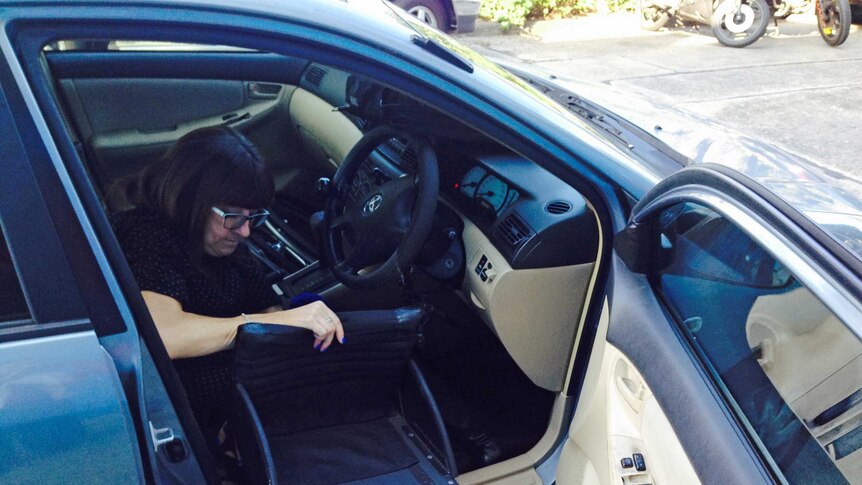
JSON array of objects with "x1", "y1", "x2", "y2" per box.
[{"x1": 211, "y1": 207, "x2": 270, "y2": 230}]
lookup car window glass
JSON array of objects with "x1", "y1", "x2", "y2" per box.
[
  {"x1": 0, "y1": 226, "x2": 30, "y2": 326},
  {"x1": 654, "y1": 202, "x2": 861, "y2": 484}
]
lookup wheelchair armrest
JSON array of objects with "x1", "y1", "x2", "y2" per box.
[{"x1": 234, "y1": 307, "x2": 426, "y2": 435}]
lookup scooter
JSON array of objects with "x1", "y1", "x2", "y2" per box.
[{"x1": 639, "y1": 0, "x2": 772, "y2": 47}]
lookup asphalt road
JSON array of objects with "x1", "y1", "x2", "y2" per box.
[{"x1": 456, "y1": 13, "x2": 862, "y2": 181}]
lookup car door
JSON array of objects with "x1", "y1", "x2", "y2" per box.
[
  {"x1": 0, "y1": 59, "x2": 147, "y2": 482},
  {"x1": 558, "y1": 164, "x2": 862, "y2": 484},
  {"x1": 0, "y1": 15, "x2": 217, "y2": 483}
]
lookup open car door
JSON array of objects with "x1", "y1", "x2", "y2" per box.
[{"x1": 559, "y1": 164, "x2": 862, "y2": 484}]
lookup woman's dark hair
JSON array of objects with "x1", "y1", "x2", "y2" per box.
[{"x1": 119, "y1": 125, "x2": 274, "y2": 259}]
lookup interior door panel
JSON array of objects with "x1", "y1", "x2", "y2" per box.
[
  {"x1": 60, "y1": 77, "x2": 291, "y2": 192},
  {"x1": 560, "y1": 306, "x2": 699, "y2": 485},
  {"x1": 558, "y1": 257, "x2": 772, "y2": 485},
  {"x1": 64, "y1": 78, "x2": 246, "y2": 134}
]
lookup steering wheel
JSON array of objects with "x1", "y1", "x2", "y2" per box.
[{"x1": 323, "y1": 126, "x2": 439, "y2": 290}]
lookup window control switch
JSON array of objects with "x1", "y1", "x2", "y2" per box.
[
  {"x1": 621, "y1": 457, "x2": 634, "y2": 469},
  {"x1": 633, "y1": 452, "x2": 646, "y2": 472}
]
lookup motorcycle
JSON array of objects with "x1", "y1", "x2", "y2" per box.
[
  {"x1": 815, "y1": 0, "x2": 852, "y2": 46},
  {"x1": 770, "y1": 0, "x2": 851, "y2": 46},
  {"x1": 639, "y1": 0, "x2": 772, "y2": 47}
]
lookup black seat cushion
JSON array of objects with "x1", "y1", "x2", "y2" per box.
[
  {"x1": 234, "y1": 307, "x2": 425, "y2": 436},
  {"x1": 269, "y1": 416, "x2": 419, "y2": 485}
]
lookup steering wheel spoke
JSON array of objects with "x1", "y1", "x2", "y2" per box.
[{"x1": 330, "y1": 212, "x2": 352, "y2": 231}]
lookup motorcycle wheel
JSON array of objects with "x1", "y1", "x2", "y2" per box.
[
  {"x1": 711, "y1": 0, "x2": 772, "y2": 47},
  {"x1": 639, "y1": 0, "x2": 671, "y2": 30},
  {"x1": 817, "y1": 0, "x2": 851, "y2": 46}
]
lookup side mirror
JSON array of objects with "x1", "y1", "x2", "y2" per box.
[{"x1": 614, "y1": 221, "x2": 653, "y2": 274}]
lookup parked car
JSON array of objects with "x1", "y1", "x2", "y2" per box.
[
  {"x1": 392, "y1": 0, "x2": 481, "y2": 32},
  {"x1": 0, "y1": 0, "x2": 860, "y2": 484}
]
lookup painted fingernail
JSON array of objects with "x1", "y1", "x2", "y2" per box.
[
  {"x1": 314, "y1": 342, "x2": 321, "y2": 350},
  {"x1": 340, "y1": 337, "x2": 345, "y2": 344},
  {"x1": 321, "y1": 345, "x2": 328, "y2": 352}
]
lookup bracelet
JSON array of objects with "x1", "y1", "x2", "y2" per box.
[{"x1": 241, "y1": 313, "x2": 251, "y2": 324}]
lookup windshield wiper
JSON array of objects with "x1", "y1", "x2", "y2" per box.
[
  {"x1": 517, "y1": 73, "x2": 633, "y2": 149},
  {"x1": 562, "y1": 93, "x2": 634, "y2": 150}
]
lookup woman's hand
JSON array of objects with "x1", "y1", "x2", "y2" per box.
[{"x1": 272, "y1": 300, "x2": 344, "y2": 351}]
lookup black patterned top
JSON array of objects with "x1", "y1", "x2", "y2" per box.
[
  {"x1": 112, "y1": 207, "x2": 278, "y2": 318},
  {"x1": 112, "y1": 207, "x2": 279, "y2": 446}
]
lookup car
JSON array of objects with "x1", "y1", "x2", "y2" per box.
[
  {"x1": 392, "y1": 0, "x2": 481, "y2": 33},
  {"x1": 0, "y1": 0, "x2": 860, "y2": 484}
]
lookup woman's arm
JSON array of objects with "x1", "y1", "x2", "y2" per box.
[{"x1": 142, "y1": 291, "x2": 344, "y2": 359}]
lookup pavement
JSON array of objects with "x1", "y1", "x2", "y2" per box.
[{"x1": 454, "y1": 13, "x2": 862, "y2": 181}]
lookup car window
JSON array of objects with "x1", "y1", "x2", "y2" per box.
[
  {"x1": 0, "y1": 226, "x2": 30, "y2": 326},
  {"x1": 653, "y1": 202, "x2": 861, "y2": 484}
]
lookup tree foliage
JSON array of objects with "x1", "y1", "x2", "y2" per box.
[{"x1": 480, "y1": 0, "x2": 635, "y2": 30}]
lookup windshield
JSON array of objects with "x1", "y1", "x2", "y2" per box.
[{"x1": 510, "y1": 70, "x2": 862, "y2": 266}]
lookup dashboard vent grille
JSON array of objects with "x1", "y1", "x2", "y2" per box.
[
  {"x1": 305, "y1": 65, "x2": 327, "y2": 87},
  {"x1": 545, "y1": 201, "x2": 573, "y2": 215},
  {"x1": 387, "y1": 138, "x2": 418, "y2": 171},
  {"x1": 498, "y1": 214, "x2": 532, "y2": 247}
]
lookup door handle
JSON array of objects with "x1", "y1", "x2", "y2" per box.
[
  {"x1": 222, "y1": 112, "x2": 251, "y2": 125},
  {"x1": 616, "y1": 376, "x2": 646, "y2": 411}
]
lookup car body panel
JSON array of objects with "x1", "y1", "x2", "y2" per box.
[
  {"x1": 0, "y1": 1, "x2": 861, "y2": 484},
  {"x1": 0, "y1": 331, "x2": 143, "y2": 484}
]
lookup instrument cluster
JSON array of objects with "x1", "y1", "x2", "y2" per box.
[{"x1": 457, "y1": 166, "x2": 520, "y2": 218}]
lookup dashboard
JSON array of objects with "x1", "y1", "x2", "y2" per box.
[
  {"x1": 298, "y1": 62, "x2": 598, "y2": 271},
  {"x1": 341, "y1": 137, "x2": 598, "y2": 271},
  {"x1": 442, "y1": 151, "x2": 598, "y2": 270}
]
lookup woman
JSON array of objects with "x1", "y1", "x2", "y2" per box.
[{"x1": 111, "y1": 125, "x2": 343, "y2": 448}]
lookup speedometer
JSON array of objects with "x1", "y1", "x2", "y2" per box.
[
  {"x1": 477, "y1": 175, "x2": 508, "y2": 213},
  {"x1": 460, "y1": 166, "x2": 486, "y2": 198}
]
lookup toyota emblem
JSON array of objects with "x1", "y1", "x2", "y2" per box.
[{"x1": 363, "y1": 194, "x2": 383, "y2": 214}]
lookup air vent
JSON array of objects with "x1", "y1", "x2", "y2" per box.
[
  {"x1": 498, "y1": 214, "x2": 532, "y2": 247},
  {"x1": 545, "y1": 201, "x2": 573, "y2": 215},
  {"x1": 305, "y1": 65, "x2": 327, "y2": 87}
]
